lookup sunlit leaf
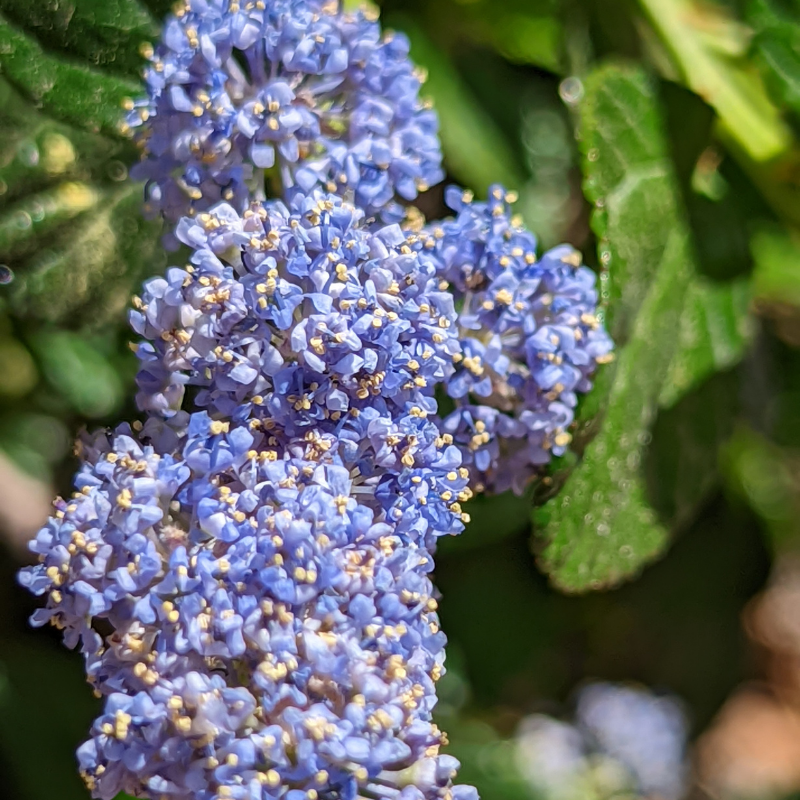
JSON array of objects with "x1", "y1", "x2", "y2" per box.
[
  {"x1": 0, "y1": 79, "x2": 119, "y2": 206},
  {"x1": 0, "y1": 71, "x2": 163, "y2": 327},
  {"x1": 751, "y1": 226, "x2": 800, "y2": 308},
  {"x1": 0, "y1": 336, "x2": 37, "y2": 397},
  {"x1": 486, "y1": 13, "x2": 562, "y2": 74}
]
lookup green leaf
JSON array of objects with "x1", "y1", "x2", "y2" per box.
[
  {"x1": 0, "y1": 78, "x2": 120, "y2": 206},
  {"x1": 0, "y1": 74, "x2": 164, "y2": 327},
  {"x1": 4, "y1": 180, "x2": 164, "y2": 326},
  {"x1": 386, "y1": 14, "x2": 525, "y2": 195},
  {"x1": 646, "y1": 368, "x2": 739, "y2": 531},
  {"x1": 0, "y1": 181, "x2": 102, "y2": 259},
  {"x1": 28, "y1": 330, "x2": 124, "y2": 418},
  {"x1": 0, "y1": 336, "x2": 37, "y2": 397},
  {"x1": 722, "y1": 425, "x2": 800, "y2": 552},
  {"x1": 0, "y1": 0, "x2": 156, "y2": 77},
  {"x1": 484, "y1": 13, "x2": 562, "y2": 74},
  {"x1": 751, "y1": 225, "x2": 800, "y2": 308},
  {"x1": 138, "y1": 0, "x2": 176, "y2": 20},
  {"x1": 637, "y1": 0, "x2": 792, "y2": 163},
  {"x1": 437, "y1": 490, "x2": 533, "y2": 555},
  {"x1": 535, "y1": 64, "x2": 749, "y2": 592},
  {"x1": 659, "y1": 276, "x2": 753, "y2": 407},
  {"x1": 749, "y1": 0, "x2": 800, "y2": 115},
  {"x1": 0, "y1": 410, "x2": 70, "y2": 478},
  {"x1": 0, "y1": 11, "x2": 141, "y2": 137},
  {"x1": 572, "y1": 68, "x2": 672, "y2": 343},
  {"x1": 435, "y1": 720, "x2": 534, "y2": 800},
  {"x1": 0, "y1": 645, "x2": 99, "y2": 800},
  {"x1": 748, "y1": 225, "x2": 800, "y2": 346}
]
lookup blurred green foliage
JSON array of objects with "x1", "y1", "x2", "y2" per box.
[{"x1": 4, "y1": 0, "x2": 800, "y2": 798}]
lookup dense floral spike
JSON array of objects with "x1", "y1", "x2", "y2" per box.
[
  {"x1": 414, "y1": 185, "x2": 614, "y2": 493},
  {"x1": 126, "y1": 0, "x2": 443, "y2": 232},
  {"x1": 129, "y1": 191, "x2": 473, "y2": 540},
  {"x1": 19, "y1": 412, "x2": 477, "y2": 800},
  {"x1": 22, "y1": 2, "x2": 612, "y2": 799},
  {"x1": 131, "y1": 191, "x2": 459, "y2": 428}
]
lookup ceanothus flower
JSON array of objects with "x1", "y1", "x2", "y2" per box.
[
  {"x1": 19, "y1": 410, "x2": 477, "y2": 800},
  {"x1": 411, "y1": 185, "x2": 614, "y2": 493},
  {"x1": 125, "y1": 0, "x2": 443, "y2": 233},
  {"x1": 20, "y1": 5, "x2": 613, "y2": 800},
  {"x1": 130, "y1": 190, "x2": 461, "y2": 442}
]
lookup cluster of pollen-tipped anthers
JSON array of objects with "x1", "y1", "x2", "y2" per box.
[{"x1": 20, "y1": 2, "x2": 612, "y2": 800}]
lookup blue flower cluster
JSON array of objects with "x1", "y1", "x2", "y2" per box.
[
  {"x1": 21, "y1": 2, "x2": 613, "y2": 800},
  {"x1": 21, "y1": 411, "x2": 474, "y2": 800},
  {"x1": 416, "y1": 186, "x2": 614, "y2": 493},
  {"x1": 130, "y1": 190, "x2": 473, "y2": 544},
  {"x1": 131, "y1": 191, "x2": 459, "y2": 431},
  {"x1": 125, "y1": 0, "x2": 442, "y2": 233}
]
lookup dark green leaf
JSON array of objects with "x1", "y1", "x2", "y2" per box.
[
  {"x1": 535, "y1": 64, "x2": 750, "y2": 592},
  {"x1": 0, "y1": 0, "x2": 156, "y2": 77},
  {"x1": 437, "y1": 490, "x2": 533, "y2": 555},
  {"x1": 0, "y1": 645, "x2": 98, "y2": 800},
  {"x1": 0, "y1": 11, "x2": 141, "y2": 136},
  {"x1": 138, "y1": 0, "x2": 175, "y2": 21}
]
